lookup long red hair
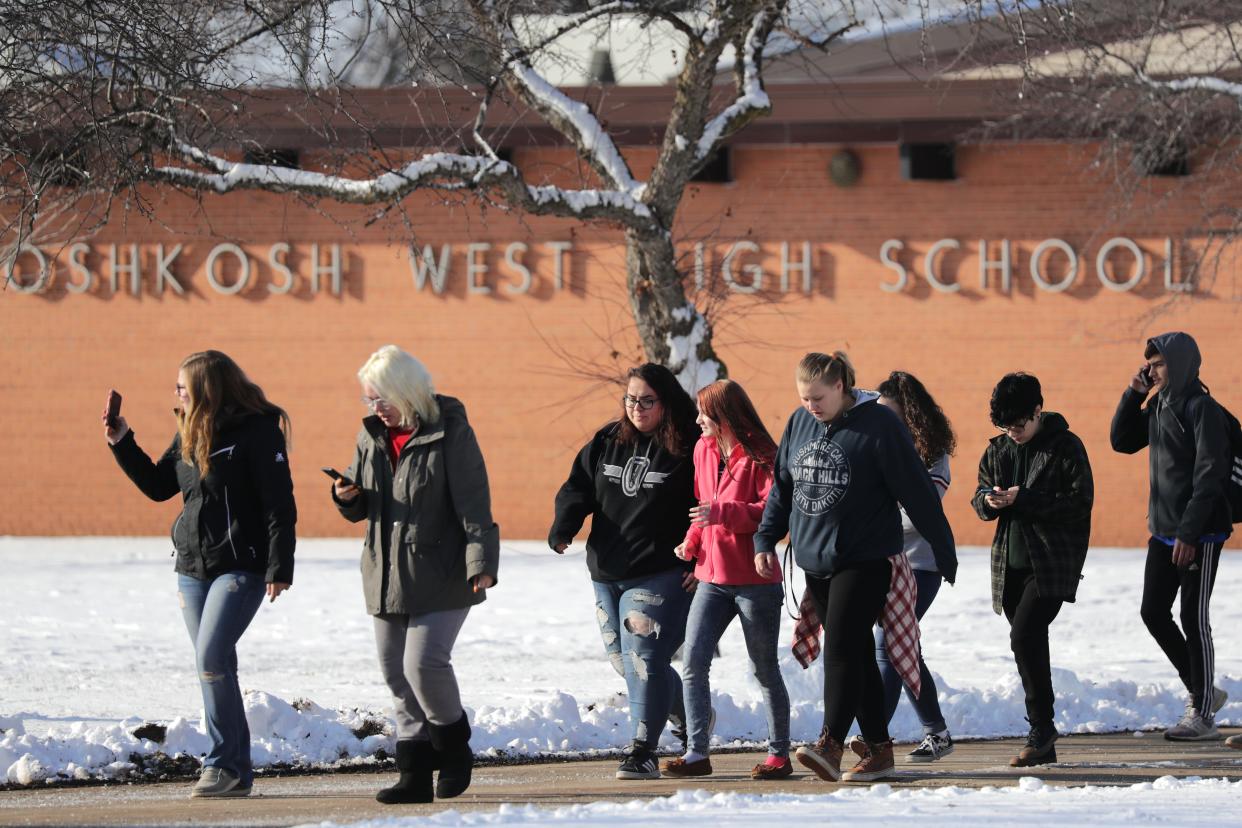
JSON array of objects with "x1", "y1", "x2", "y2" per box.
[{"x1": 697, "y1": 379, "x2": 777, "y2": 471}]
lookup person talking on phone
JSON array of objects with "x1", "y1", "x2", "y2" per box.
[
  {"x1": 330, "y1": 345, "x2": 499, "y2": 805},
  {"x1": 1111, "y1": 332, "x2": 1232, "y2": 741},
  {"x1": 103, "y1": 350, "x2": 296, "y2": 799}
]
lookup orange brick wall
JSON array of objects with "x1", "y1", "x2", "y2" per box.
[{"x1": 2, "y1": 141, "x2": 1239, "y2": 548}]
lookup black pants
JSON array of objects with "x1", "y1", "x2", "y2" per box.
[
  {"x1": 1002, "y1": 568, "x2": 1063, "y2": 727},
  {"x1": 1140, "y1": 537, "x2": 1223, "y2": 715},
  {"x1": 806, "y1": 557, "x2": 892, "y2": 743}
]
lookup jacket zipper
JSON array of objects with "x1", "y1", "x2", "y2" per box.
[{"x1": 224, "y1": 486, "x2": 240, "y2": 561}]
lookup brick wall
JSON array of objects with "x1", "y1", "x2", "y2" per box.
[{"x1": 2, "y1": 141, "x2": 1239, "y2": 548}]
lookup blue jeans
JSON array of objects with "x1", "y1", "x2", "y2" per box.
[
  {"x1": 874, "y1": 567, "x2": 947, "y2": 735},
  {"x1": 592, "y1": 568, "x2": 692, "y2": 749},
  {"x1": 682, "y1": 581, "x2": 790, "y2": 756},
  {"x1": 178, "y1": 571, "x2": 265, "y2": 784}
]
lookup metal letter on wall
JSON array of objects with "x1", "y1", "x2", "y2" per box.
[
  {"x1": 311, "y1": 243, "x2": 342, "y2": 295},
  {"x1": 923, "y1": 239, "x2": 961, "y2": 293},
  {"x1": 65, "y1": 243, "x2": 94, "y2": 293},
  {"x1": 1029, "y1": 239, "x2": 1078, "y2": 293},
  {"x1": 268, "y1": 243, "x2": 295, "y2": 294},
  {"x1": 503, "y1": 242, "x2": 532, "y2": 295},
  {"x1": 979, "y1": 239, "x2": 1011, "y2": 292},
  {"x1": 879, "y1": 240, "x2": 907, "y2": 293},
  {"x1": 4, "y1": 244, "x2": 50, "y2": 293},
  {"x1": 722, "y1": 241, "x2": 763, "y2": 293},
  {"x1": 466, "y1": 243, "x2": 492, "y2": 295},
  {"x1": 205, "y1": 243, "x2": 251, "y2": 295},
  {"x1": 780, "y1": 242, "x2": 813, "y2": 293},
  {"x1": 109, "y1": 244, "x2": 141, "y2": 295},
  {"x1": 155, "y1": 244, "x2": 185, "y2": 296},
  {"x1": 1163, "y1": 238, "x2": 1192, "y2": 293},
  {"x1": 545, "y1": 241, "x2": 573, "y2": 291},
  {"x1": 1095, "y1": 237, "x2": 1145, "y2": 292}
]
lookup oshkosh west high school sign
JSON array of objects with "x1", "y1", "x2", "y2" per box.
[{"x1": 3, "y1": 236, "x2": 1194, "y2": 296}]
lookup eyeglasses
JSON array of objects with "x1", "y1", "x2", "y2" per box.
[
  {"x1": 622, "y1": 394, "x2": 658, "y2": 411},
  {"x1": 361, "y1": 395, "x2": 393, "y2": 411},
  {"x1": 997, "y1": 417, "x2": 1033, "y2": 433}
]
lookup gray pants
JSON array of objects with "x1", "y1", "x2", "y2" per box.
[{"x1": 373, "y1": 607, "x2": 470, "y2": 740}]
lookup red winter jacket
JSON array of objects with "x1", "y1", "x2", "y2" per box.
[{"x1": 683, "y1": 436, "x2": 779, "y2": 586}]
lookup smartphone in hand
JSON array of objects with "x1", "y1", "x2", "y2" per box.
[
  {"x1": 105, "y1": 390, "x2": 122, "y2": 428},
  {"x1": 321, "y1": 467, "x2": 355, "y2": 487}
]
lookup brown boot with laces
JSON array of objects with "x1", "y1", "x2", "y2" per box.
[
  {"x1": 795, "y1": 729, "x2": 844, "y2": 781},
  {"x1": 841, "y1": 739, "x2": 895, "y2": 782}
]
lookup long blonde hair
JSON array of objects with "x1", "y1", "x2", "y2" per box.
[
  {"x1": 357, "y1": 345, "x2": 440, "y2": 429},
  {"x1": 177, "y1": 350, "x2": 290, "y2": 476}
]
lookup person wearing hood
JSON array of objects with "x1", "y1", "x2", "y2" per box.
[
  {"x1": 1111, "y1": 332, "x2": 1232, "y2": 741},
  {"x1": 332, "y1": 345, "x2": 499, "y2": 804},
  {"x1": 105, "y1": 350, "x2": 296, "y2": 798},
  {"x1": 972, "y1": 373, "x2": 1093, "y2": 768},
  {"x1": 755, "y1": 352, "x2": 957, "y2": 784}
]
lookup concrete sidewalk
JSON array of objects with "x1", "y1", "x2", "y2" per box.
[{"x1": 3, "y1": 731, "x2": 1241, "y2": 827}]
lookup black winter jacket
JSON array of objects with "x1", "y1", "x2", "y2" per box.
[
  {"x1": 972, "y1": 412, "x2": 1092, "y2": 614},
  {"x1": 111, "y1": 412, "x2": 297, "y2": 583},
  {"x1": 1110, "y1": 332, "x2": 1233, "y2": 543},
  {"x1": 549, "y1": 421, "x2": 697, "y2": 582}
]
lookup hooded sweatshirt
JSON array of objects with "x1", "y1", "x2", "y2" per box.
[
  {"x1": 754, "y1": 391, "x2": 957, "y2": 583},
  {"x1": 549, "y1": 421, "x2": 697, "y2": 582},
  {"x1": 1110, "y1": 331, "x2": 1233, "y2": 544}
]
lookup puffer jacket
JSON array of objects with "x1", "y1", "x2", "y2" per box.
[
  {"x1": 1110, "y1": 331, "x2": 1233, "y2": 543},
  {"x1": 111, "y1": 411, "x2": 296, "y2": 584},
  {"x1": 334, "y1": 395, "x2": 500, "y2": 616}
]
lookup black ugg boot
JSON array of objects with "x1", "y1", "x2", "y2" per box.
[
  {"x1": 376, "y1": 739, "x2": 434, "y2": 804},
  {"x1": 428, "y1": 713, "x2": 473, "y2": 799}
]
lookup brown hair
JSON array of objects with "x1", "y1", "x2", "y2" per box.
[
  {"x1": 877, "y1": 371, "x2": 956, "y2": 468},
  {"x1": 177, "y1": 350, "x2": 290, "y2": 476},
  {"x1": 615, "y1": 363, "x2": 697, "y2": 456},
  {"x1": 697, "y1": 379, "x2": 777, "y2": 471},
  {"x1": 796, "y1": 351, "x2": 856, "y2": 394}
]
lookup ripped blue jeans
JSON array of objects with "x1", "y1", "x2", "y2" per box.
[
  {"x1": 177, "y1": 570, "x2": 265, "y2": 785},
  {"x1": 592, "y1": 567, "x2": 692, "y2": 750}
]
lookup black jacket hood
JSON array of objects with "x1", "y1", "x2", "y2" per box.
[{"x1": 1149, "y1": 331, "x2": 1203, "y2": 403}]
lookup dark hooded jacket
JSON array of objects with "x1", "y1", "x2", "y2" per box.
[
  {"x1": 972, "y1": 412, "x2": 1093, "y2": 614},
  {"x1": 110, "y1": 411, "x2": 297, "y2": 584},
  {"x1": 1110, "y1": 331, "x2": 1233, "y2": 543},
  {"x1": 754, "y1": 392, "x2": 957, "y2": 582}
]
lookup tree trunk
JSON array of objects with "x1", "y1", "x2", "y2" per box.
[{"x1": 625, "y1": 228, "x2": 726, "y2": 391}]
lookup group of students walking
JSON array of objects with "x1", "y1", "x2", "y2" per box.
[{"x1": 102, "y1": 331, "x2": 1237, "y2": 802}]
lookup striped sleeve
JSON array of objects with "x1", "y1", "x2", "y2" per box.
[{"x1": 929, "y1": 453, "x2": 951, "y2": 496}]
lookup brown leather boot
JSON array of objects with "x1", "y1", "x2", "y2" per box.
[
  {"x1": 842, "y1": 739, "x2": 895, "y2": 782},
  {"x1": 795, "y1": 729, "x2": 844, "y2": 781}
]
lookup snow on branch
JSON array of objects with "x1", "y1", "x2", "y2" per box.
[
  {"x1": 697, "y1": 7, "x2": 776, "y2": 161},
  {"x1": 1138, "y1": 73, "x2": 1242, "y2": 103},
  {"x1": 153, "y1": 143, "x2": 653, "y2": 224}
]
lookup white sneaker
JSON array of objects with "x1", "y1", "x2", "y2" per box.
[
  {"x1": 1164, "y1": 712, "x2": 1222, "y2": 742},
  {"x1": 906, "y1": 731, "x2": 955, "y2": 762}
]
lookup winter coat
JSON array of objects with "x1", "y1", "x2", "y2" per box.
[
  {"x1": 972, "y1": 412, "x2": 1093, "y2": 614},
  {"x1": 334, "y1": 395, "x2": 500, "y2": 616},
  {"x1": 682, "y1": 436, "x2": 779, "y2": 586},
  {"x1": 549, "y1": 421, "x2": 697, "y2": 582},
  {"x1": 1109, "y1": 332, "x2": 1233, "y2": 543},
  {"x1": 755, "y1": 392, "x2": 957, "y2": 583},
  {"x1": 110, "y1": 411, "x2": 296, "y2": 584}
]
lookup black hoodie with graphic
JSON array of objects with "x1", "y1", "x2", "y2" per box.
[
  {"x1": 549, "y1": 421, "x2": 697, "y2": 582},
  {"x1": 754, "y1": 393, "x2": 957, "y2": 583},
  {"x1": 1110, "y1": 331, "x2": 1233, "y2": 543}
]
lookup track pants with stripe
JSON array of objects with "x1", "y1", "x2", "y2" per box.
[{"x1": 1140, "y1": 536, "x2": 1223, "y2": 716}]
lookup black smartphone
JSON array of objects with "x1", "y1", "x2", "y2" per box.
[
  {"x1": 321, "y1": 467, "x2": 355, "y2": 486},
  {"x1": 1139, "y1": 366, "x2": 1153, "y2": 387},
  {"x1": 105, "y1": 389, "x2": 122, "y2": 429}
]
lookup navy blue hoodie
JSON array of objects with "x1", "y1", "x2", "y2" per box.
[{"x1": 755, "y1": 392, "x2": 957, "y2": 583}]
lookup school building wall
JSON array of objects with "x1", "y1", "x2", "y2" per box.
[{"x1": 2, "y1": 140, "x2": 1239, "y2": 550}]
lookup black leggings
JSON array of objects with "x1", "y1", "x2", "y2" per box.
[
  {"x1": 806, "y1": 557, "x2": 892, "y2": 743},
  {"x1": 1140, "y1": 537, "x2": 1223, "y2": 715},
  {"x1": 1002, "y1": 568, "x2": 1063, "y2": 726}
]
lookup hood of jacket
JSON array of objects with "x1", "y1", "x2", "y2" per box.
[{"x1": 1149, "y1": 331, "x2": 1203, "y2": 404}]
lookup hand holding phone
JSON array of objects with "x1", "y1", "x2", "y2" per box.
[
  {"x1": 320, "y1": 466, "x2": 354, "y2": 486},
  {"x1": 323, "y1": 467, "x2": 360, "y2": 503},
  {"x1": 1132, "y1": 365, "x2": 1154, "y2": 393},
  {"x1": 105, "y1": 390, "x2": 122, "y2": 428}
]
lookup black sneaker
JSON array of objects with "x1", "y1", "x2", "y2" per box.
[
  {"x1": 616, "y1": 745, "x2": 660, "y2": 780},
  {"x1": 906, "y1": 731, "x2": 954, "y2": 763}
]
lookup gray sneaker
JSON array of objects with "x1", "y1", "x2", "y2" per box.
[
  {"x1": 1225, "y1": 734, "x2": 1242, "y2": 751},
  {"x1": 190, "y1": 766, "x2": 251, "y2": 798},
  {"x1": 1164, "y1": 712, "x2": 1222, "y2": 742},
  {"x1": 1182, "y1": 687, "x2": 1228, "y2": 718}
]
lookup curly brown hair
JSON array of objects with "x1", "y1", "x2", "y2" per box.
[{"x1": 877, "y1": 371, "x2": 956, "y2": 468}]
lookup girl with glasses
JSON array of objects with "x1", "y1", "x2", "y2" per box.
[{"x1": 549, "y1": 363, "x2": 699, "y2": 780}]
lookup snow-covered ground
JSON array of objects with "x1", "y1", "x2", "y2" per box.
[
  {"x1": 2, "y1": 539, "x2": 1240, "y2": 787},
  {"x1": 290, "y1": 778, "x2": 1242, "y2": 828}
]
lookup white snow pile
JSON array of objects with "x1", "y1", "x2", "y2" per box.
[
  {"x1": 291, "y1": 777, "x2": 1242, "y2": 827},
  {"x1": 3, "y1": 540, "x2": 1240, "y2": 787}
]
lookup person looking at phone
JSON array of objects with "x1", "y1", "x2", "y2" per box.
[
  {"x1": 331, "y1": 345, "x2": 498, "y2": 804},
  {"x1": 972, "y1": 372, "x2": 1093, "y2": 768},
  {"x1": 103, "y1": 351, "x2": 296, "y2": 799},
  {"x1": 1111, "y1": 332, "x2": 1232, "y2": 741}
]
